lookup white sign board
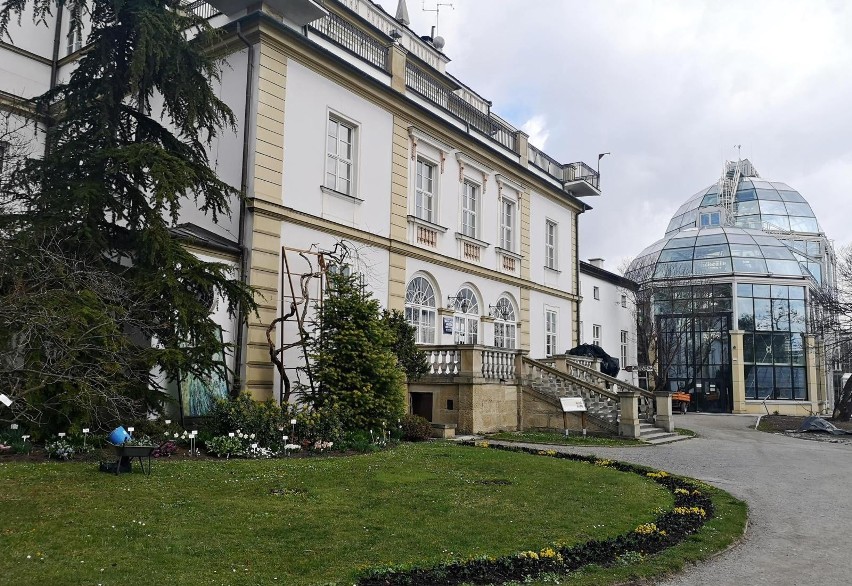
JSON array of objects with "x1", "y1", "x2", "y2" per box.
[{"x1": 560, "y1": 397, "x2": 587, "y2": 413}]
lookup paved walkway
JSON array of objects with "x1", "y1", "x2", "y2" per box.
[{"x1": 511, "y1": 414, "x2": 852, "y2": 585}]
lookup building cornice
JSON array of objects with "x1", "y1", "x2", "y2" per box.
[{"x1": 580, "y1": 260, "x2": 638, "y2": 291}]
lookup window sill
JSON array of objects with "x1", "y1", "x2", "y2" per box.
[
  {"x1": 544, "y1": 266, "x2": 561, "y2": 274},
  {"x1": 454, "y1": 232, "x2": 490, "y2": 248},
  {"x1": 321, "y1": 186, "x2": 363, "y2": 204},
  {"x1": 407, "y1": 215, "x2": 448, "y2": 232},
  {"x1": 495, "y1": 246, "x2": 523, "y2": 260}
]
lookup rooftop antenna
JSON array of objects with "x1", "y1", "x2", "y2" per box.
[
  {"x1": 422, "y1": 1, "x2": 454, "y2": 38},
  {"x1": 734, "y1": 144, "x2": 742, "y2": 161}
]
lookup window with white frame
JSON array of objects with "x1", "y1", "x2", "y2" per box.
[
  {"x1": 620, "y1": 330, "x2": 629, "y2": 368},
  {"x1": 579, "y1": 320, "x2": 584, "y2": 343},
  {"x1": 461, "y1": 180, "x2": 479, "y2": 238},
  {"x1": 67, "y1": 25, "x2": 82, "y2": 55},
  {"x1": 415, "y1": 158, "x2": 436, "y2": 222},
  {"x1": 593, "y1": 286, "x2": 600, "y2": 300},
  {"x1": 404, "y1": 276, "x2": 436, "y2": 344},
  {"x1": 545, "y1": 220, "x2": 557, "y2": 269},
  {"x1": 545, "y1": 309, "x2": 558, "y2": 356},
  {"x1": 500, "y1": 199, "x2": 515, "y2": 251},
  {"x1": 325, "y1": 115, "x2": 356, "y2": 196},
  {"x1": 621, "y1": 294, "x2": 627, "y2": 308},
  {"x1": 493, "y1": 296, "x2": 517, "y2": 349},
  {"x1": 592, "y1": 324, "x2": 601, "y2": 347},
  {"x1": 452, "y1": 286, "x2": 479, "y2": 344}
]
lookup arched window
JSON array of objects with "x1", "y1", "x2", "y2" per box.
[
  {"x1": 453, "y1": 286, "x2": 480, "y2": 344},
  {"x1": 405, "y1": 276, "x2": 436, "y2": 344},
  {"x1": 493, "y1": 296, "x2": 517, "y2": 349}
]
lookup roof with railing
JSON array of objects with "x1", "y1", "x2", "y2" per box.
[{"x1": 190, "y1": 0, "x2": 600, "y2": 197}]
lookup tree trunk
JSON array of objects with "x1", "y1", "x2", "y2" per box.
[{"x1": 834, "y1": 376, "x2": 852, "y2": 421}]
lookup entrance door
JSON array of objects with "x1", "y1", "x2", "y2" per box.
[{"x1": 410, "y1": 392, "x2": 433, "y2": 422}]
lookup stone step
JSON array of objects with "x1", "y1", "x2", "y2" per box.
[{"x1": 642, "y1": 433, "x2": 690, "y2": 445}]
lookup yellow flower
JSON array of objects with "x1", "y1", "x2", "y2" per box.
[
  {"x1": 594, "y1": 459, "x2": 613, "y2": 467},
  {"x1": 673, "y1": 506, "x2": 706, "y2": 517}
]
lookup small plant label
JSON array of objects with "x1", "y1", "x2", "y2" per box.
[
  {"x1": 165, "y1": 420, "x2": 171, "y2": 425},
  {"x1": 127, "y1": 427, "x2": 134, "y2": 432},
  {"x1": 290, "y1": 419, "x2": 297, "y2": 425},
  {"x1": 82, "y1": 428, "x2": 89, "y2": 434},
  {"x1": 21, "y1": 435, "x2": 30, "y2": 441},
  {"x1": 0, "y1": 394, "x2": 11, "y2": 407},
  {"x1": 228, "y1": 432, "x2": 235, "y2": 437},
  {"x1": 10, "y1": 423, "x2": 18, "y2": 430},
  {"x1": 58, "y1": 432, "x2": 66, "y2": 437}
]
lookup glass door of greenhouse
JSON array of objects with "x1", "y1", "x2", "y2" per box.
[{"x1": 658, "y1": 313, "x2": 733, "y2": 413}]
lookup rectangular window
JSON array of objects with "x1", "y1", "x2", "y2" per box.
[
  {"x1": 621, "y1": 294, "x2": 627, "y2": 308},
  {"x1": 415, "y1": 159, "x2": 435, "y2": 222},
  {"x1": 593, "y1": 286, "x2": 600, "y2": 300},
  {"x1": 621, "y1": 330, "x2": 628, "y2": 367},
  {"x1": 494, "y1": 322, "x2": 517, "y2": 349},
  {"x1": 325, "y1": 115, "x2": 355, "y2": 196},
  {"x1": 700, "y1": 211, "x2": 721, "y2": 227},
  {"x1": 545, "y1": 220, "x2": 557, "y2": 269},
  {"x1": 461, "y1": 181, "x2": 478, "y2": 238},
  {"x1": 500, "y1": 199, "x2": 515, "y2": 251},
  {"x1": 545, "y1": 310, "x2": 558, "y2": 356},
  {"x1": 67, "y1": 26, "x2": 82, "y2": 55},
  {"x1": 592, "y1": 324, "x2": 601, "y2": 347}
]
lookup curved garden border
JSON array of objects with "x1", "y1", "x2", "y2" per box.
[{"x1": 358, "y1": 441, "x2": 717, "y2": 585}]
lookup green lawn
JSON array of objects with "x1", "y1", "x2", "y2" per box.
[
  {"x1": 0, "y1": 443, "x2": 743, "y2": 585},
  {"x1": 486, "y1": 429, "x2": 644, "y2": 447}
]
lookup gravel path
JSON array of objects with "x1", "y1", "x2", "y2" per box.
[{"x1": 502, "y1": 414, "x2": 852, "y2": 585}]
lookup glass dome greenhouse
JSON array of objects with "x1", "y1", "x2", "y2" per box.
[{"x1": 627, "y1": 159, "x2": 835, "y2": 416}]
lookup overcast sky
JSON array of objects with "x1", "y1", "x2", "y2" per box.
[{"x1": 392, "y1": 0, "x2": 852, "y2": 273}]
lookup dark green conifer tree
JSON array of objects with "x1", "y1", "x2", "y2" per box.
[{"x1": 0, "y1": 0, "x2": 254, "y2": 428}]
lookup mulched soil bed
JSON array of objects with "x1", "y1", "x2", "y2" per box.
[{"x1": 758, "y1": 415, "x2": 852, "y2": 445}]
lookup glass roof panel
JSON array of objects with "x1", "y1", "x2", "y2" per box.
[
  {"x1": 665, "y1": 236, "x2": 697, "y2": 249},
  {"x1": 659, "y1": 248, "x2": 694, "y2": 262},
  {"x1": 730, "y1": 243, "x2": 762, "y2": 257},
  {"x1": 770, "y1": 182, "x2": 792, "y2": 190},
  {"x1": 694, "y1": 243, "x2": 730, "y2": 259},
  {"x1": 761, "y1": 246, "x2": 795, "y2": 260},
  {"x1": 766, "y1": 259, "x2": 803, "y2": 276},
  {"x1": 733, "y1": 258, "x2": 768, "y2": 273},
  {"x1": 755, "y1": 188, "x2": 781, "y2": 201},
  {"x1": 654, "y1": 261, "x2": 693, "y2": 278},
  {"x1": 727, "y1": 232, "x2": 758, "y2": 244},
  {"x1": 752, "y1": 234, "x2": 782, "y2": 246},
  {"x1": 789, "y1": 217, "x2": 819, "y2": 233},
  {"x1": 778, "y1": 190, "x2": 806, "y2": 203},
  {"x1": 759, "y1": 200, "x2": 788, "y2": 215},
  {"x1": 736, "y1": 200, "x2": 759, "y2": 215},
  {"x1": 694, "y1": 234, "x2": 728, "y2": 246},
  {"x1": 701, "y1": 192, "x2": 719, "y2": 207},
  {"x1": 735, "y1": 215, "x2": 762, "y2": 230},
  {"x1": 752, "y1": 180, "x2": 773, "y2": 189},
  {"x1": 694, "y1": 258, "x2": 732, "y2": 275},
  {"x1": 783, "y1": 202, "x2": 814, "y2": 217},
  {"x1": 735, "y1": 189, "x2": 757, "y2": 202},
  {"x1": 762, "y1": 215, "x2": 791, "y2": 230}
]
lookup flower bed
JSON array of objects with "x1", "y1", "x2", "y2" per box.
[{"x1": 358, "y1": 442, "x2": 715, "y2": 586}]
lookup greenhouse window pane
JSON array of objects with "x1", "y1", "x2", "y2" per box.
[
  {"x1": 693, "y1": 258, "x2": 732, "y2": 275},
  {"x1": 772, "y1": 333, "x2": 791, "y2": 364},
  {"x1": 752, "y1": 235, "x2": 782, "y2": 246},
  {"x1": 654, "y1": 261, "x2": 694, "y2": 278},
  {"x1": 737, "y1": 297, "x2": 754, "y2": 330},
  {"x1": 761, "y1": 246, "x2": 795, "y2": 260},
  {"x1": 744, "y1": 365, "x2": 757, "y2": 399},
  {"x1": 806, "y1": 263, "x2": 822, "y2": 284},
  {"x1": 774, "y1": 367, "x2": 792, "y2": 399},
  {"x1": 735, "y1": 200, "x2": 759, "y2": 215},
  {"x1": 737, "y1": 283, "x2": 753, "y2": 297},
  {"x1": 766, "y1": 259, "x2": 802, "y2": 275},
  {"x1": 806, "y1": 241, "x2": 820, "y2": 256},
  {"x1": 792, "y1": 367, "x2": 806, "y2": 399},
  {"x1": 762, "y1": 215, "x2": 791, "y2": 230},
  {"x1": 788, "y1": 286, "x2": 805, "y2": 300},
  {"x1": 659, "y1": 248, "x2": 694, "y2": 262},
  {"x1": 701, "y1": 193, "x2": 719, "y2": 206},
  {"x1": 789, "y1": 217, "x2": 819, "y2": 232},
  {"x1": 694, "y1": 234, "x2": 728, "y2": 246},
  {"x1": 755, "y1": 188, "x2": 782, "y2": 200},
  {"x1": 759, "y1": 200, "x2": 788, "y2": 215},
  {"x1": 743, "y1": 333, "x2": 755, "y2": 363},
  {"x1": 694, "y1": 244, "x2": 730, "y2": 259},
  {"x1": 791, "y1": 334, "x2": 805, "y2": 365},
  {"x1": 778, "y1": 190, "x2": 806, "y2": 202},
  {"x1": 735, "y1": 188, "x2": 756, "y2": 201},
  {"x1": 756, "y1": 366, "x2": 774, "y2": 398},
  {"x1": 770, "y1": 285, "x2": 789, "y2": 298},
  {"x1": 733, "y1": 258, "x2": 768, "y2": 273},
  {"x1": 665, "y1": 237, "x2": 696, "y2": 249},
  {"x1": 783, "y1": 202, "x2": 813, "y2": 216},
  {"x1": 754, "y1": 299, "x2": 772, "y2": 331},
  {"x1": 753, "y1": 284, "x2": 771, "y2": 297},
  {"x1": 730, "y1": 243, "x2": 762, "y2": 257}
]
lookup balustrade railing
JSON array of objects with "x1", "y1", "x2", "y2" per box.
[
  {"x1": 565, "y1": 161, "x2": 600, "y2": 190},
  {"x1": 185, "y1": 0, "x2": 219, "y2": 19},
  {"x1": 310, "y1": 11, "x2": 389, "y2": 71},
  {"x1": 422, "y1": 346, "x2": 460, "y2": 376},
  {"x1": 481, "y1": 348, "x2": 516, "y2": 380},
  {"x1": 405, "y1": 61, "x2": 518, "y2": 153}
]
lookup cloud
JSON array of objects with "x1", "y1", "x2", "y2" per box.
[{"x1": 521, "y1": 115, "x2": 549, "y2": 150}]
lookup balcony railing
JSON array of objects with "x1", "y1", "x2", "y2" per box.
[
  {"x1": 406, "y1": 61, "x2": 518, "y2": 154},
  {"x1": 185, "y1": 0, "x2": 220, "y2": 20},
  {"x1": 565, "y1": 161, "x2": 600, "y2": 190},
  {"x1": 309, "y1": 11, "x2": 389, "y2": 71}
]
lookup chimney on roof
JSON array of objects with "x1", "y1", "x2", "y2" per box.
[
  {"x1": 395, "y1": 0, "x2": 410, "y2": 26},
  {"x1": 588, "y1": 258, "x2": 605, "y2": 268}
]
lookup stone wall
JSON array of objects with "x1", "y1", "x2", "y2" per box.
[{"x1": 522, "y1": 387, "x2": 609, "y2": 433}]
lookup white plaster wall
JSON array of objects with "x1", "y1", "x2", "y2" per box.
[
  {"x1": 579, "y1": 270, "x2": 638, "y2": 385},
  {"x1": 1, "y1": 10, "x2": 57, "y2": 59},
  {"x1": 529, "y1": 290, "x2": 574, "y2": 358},
  {"x1": 282, "y1": 59, "x2": 392, "y2": 237},
  {"x1": 528, "y1": 189, "x2": 574, "y2": 292},
  {"x1": 0, "y1": 50, "x2": 52, "y2": 99}
]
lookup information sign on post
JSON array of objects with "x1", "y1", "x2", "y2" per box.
[{"x1": 559, "y1": 397, "x2": 588, "y2": 437}]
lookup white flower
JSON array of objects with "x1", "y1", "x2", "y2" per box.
[
  {"x1": 173, "y1": 433, "x2": 178, "y2": 438},
  {"x1": 249, "y1": 433, "x2": 255, "y2": 439}
]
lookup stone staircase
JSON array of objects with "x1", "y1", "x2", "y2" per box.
[
  {"x1": 522, "y1": 356, "x2": 681, "y2": 442},
  {"x1": 639, "y1": 422, "x2": 688, "y2": 445}
]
